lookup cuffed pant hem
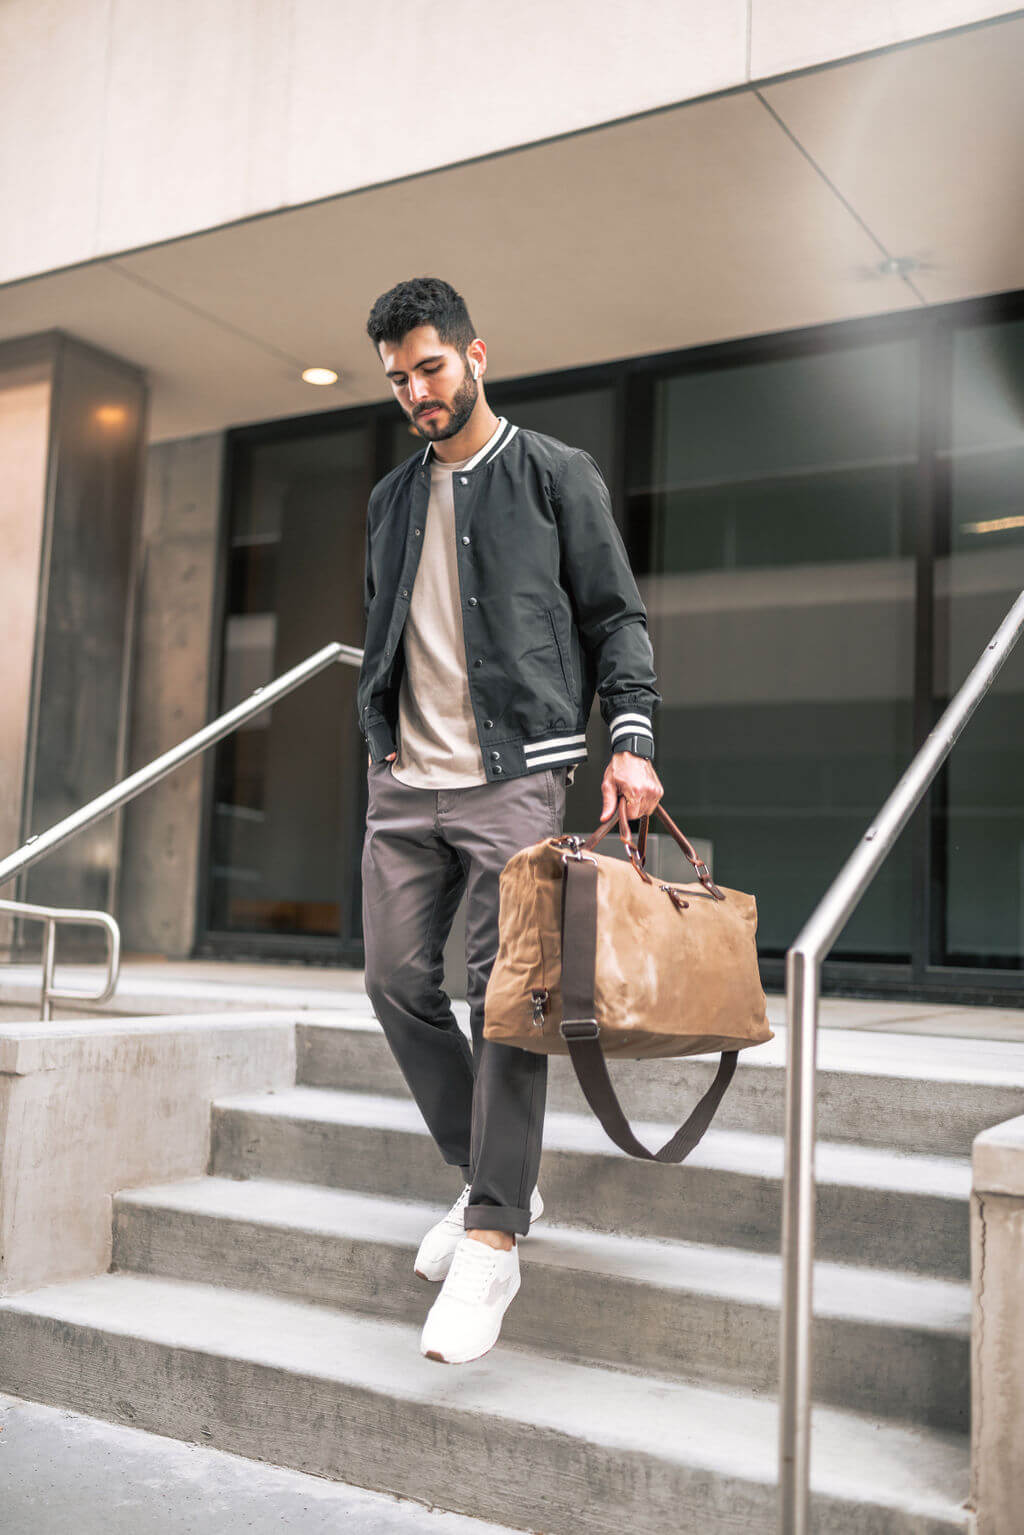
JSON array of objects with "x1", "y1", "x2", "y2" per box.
[{"x1": 465, "y1": 1202, "x2": 530, "y2": 1237}]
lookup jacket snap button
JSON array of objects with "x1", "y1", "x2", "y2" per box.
[
  {"x1": 484, "y1": 719, "x2": 493, "y2": 729},
  {"x1": 401, "y1": 588, "x2": 409, "y2": 598},
  {"x1": 461, "y1": 535, "x2": 470, "y2": 546},
  {"x1": 414, "y1": 528, "x2": 421, "y2": 537},
  {"x1": 473, "y1": 659, "x2": 483, "y2": 669},
  {"x1": 460, "y1": 476, "x2": 469, "y2": 485},
  {"x1": 467, "y1": 597, "x2": 478, "y2": 607},
  {"x1": 491, "y1": 751, "x2": 501, "y2": 761},
  {"x1": 493, "y1": 765, "x2": 503, "y2": 775}
]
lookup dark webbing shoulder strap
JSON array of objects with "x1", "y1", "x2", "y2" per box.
[{"x1": 559, "y1": 855, "x2": 738, "y2": 1164}]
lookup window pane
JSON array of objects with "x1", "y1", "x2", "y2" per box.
[
  {"x1": 490, "y1": 388, "x2": 617, "y2": 487},
  {"x1": 632, "y1": 342, "x2": 919, "y2": 959},
  {"x1": 936, "y1": 318, "x2": 1024, "y2": 968},
  {"x1": 208, "y1": 425, "x2": 372, "y2": 941}
]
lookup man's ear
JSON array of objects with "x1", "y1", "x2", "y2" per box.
[{"x1": 467, "y1": 339, "x2": 487, "y2": 379}]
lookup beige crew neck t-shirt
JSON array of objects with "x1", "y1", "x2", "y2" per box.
[{"x1": 391, "y1": 427, "x2": 503, "y2": 789}]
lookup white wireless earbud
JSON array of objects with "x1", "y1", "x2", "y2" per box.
[{"x1": 471, "y1": 363, "x2": 480, "y2": 380}]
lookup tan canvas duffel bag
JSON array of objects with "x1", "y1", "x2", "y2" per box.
[{"x1": 484, "y1": 799, "x2": 773, "y2": 1162}]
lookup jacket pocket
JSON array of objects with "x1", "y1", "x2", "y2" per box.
[{"x1": 546, "y1": 609, "x2": 575, "y2": 698}]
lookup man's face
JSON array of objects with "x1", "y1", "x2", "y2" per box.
[{"x1": 379, "y1": 325, "x2": 479, "y2": 442}]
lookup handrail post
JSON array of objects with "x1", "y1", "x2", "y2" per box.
[
  {"x1": 41, "y1": 917, "x2": 57, "y2": 1024},
  {"x1": 2, "y1": 899, "x2": 123, "y2": 1022},
  {"x1": 778, "y1": 944, "x2": 820, "y2": 1535}
]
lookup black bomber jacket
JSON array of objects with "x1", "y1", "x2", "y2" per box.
[{"x1": 357, "y1": 416, "x2": 661, "y2": 783}]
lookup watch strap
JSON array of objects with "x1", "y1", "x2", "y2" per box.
[{"x1": 613, "y1": 732, "x2": 655, "y2": 760}]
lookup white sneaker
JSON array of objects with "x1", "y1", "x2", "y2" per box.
[
  {"x1": 420, "y1": 1236, "x2": 521, "y2": 1364},
  {"x1": 414, "y1": 1186, "x2": 544, "y2": 1283}
]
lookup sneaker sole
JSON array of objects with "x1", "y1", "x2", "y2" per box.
[
  {"x1": 420, "y1": 1275, "x2": 522, "y2": 1364},
  {"x1": 422, "y1": 1332, "x2": 502, "y2": 1365}
]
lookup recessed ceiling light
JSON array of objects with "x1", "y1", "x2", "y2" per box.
[{"x1": 302, "y1": 367, "x2": 339, "y2": 386}]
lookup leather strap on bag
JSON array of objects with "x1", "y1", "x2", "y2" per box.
[{"x1": 559, "y1": 850, "x2": 738, "y2": 1163}]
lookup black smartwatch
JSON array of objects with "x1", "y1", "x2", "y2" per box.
[{"x1": 613, "y1": 733, "x2": 655, "y2": 760}]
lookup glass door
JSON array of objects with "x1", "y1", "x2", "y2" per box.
[{"x1": 205, "y1": 422, "x2": 373, "y2": 953}]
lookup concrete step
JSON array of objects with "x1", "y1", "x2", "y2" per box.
[
  {"x1": 296, "y1": 1015, "x2": 1024, "y2": 1158},
  {"x1": 112, "y1": 1175, "x2": 970, "y2": 1432},
  {"x1": 0, "y1": 1390, "x2": 520, "y2": 1535},
  {"x1": 210, "y1": 1087, "x2": 973, "y2": 1280},
  {"x1": 0, "y1": 1272, "x2": 970, "y2": 1535}
]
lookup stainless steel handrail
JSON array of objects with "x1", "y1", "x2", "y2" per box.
[
  {"x1": 0, "y1": 641, "x2": 363, "y2": 1018},
  {"x1": 0, "y1": 642, "x2": 363, "y2": 891},
  {"x1": 778, "y1": 588, "x2": 1024, "y2": 1533},
  {"x1": 0, "y1": 898, "x2": 121, "y2": 1021}
]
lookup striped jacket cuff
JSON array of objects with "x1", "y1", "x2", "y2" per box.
[{"x1": 609, "y1": 711, "x2": 655, "y2": 757}]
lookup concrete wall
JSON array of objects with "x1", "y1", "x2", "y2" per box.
[
  {"x1": 0, "y1": 0, "x2": 1017, "y2": 286},
  {"x1": 0, "y1": 1013, "x2": 295, "y2": 1295},
  {"x1": 118, "y1": 434, "x2": 224, "y2": 957},
  {"x1": 971, "y1": 1115, "x2": 1024, "y2": 1533}
]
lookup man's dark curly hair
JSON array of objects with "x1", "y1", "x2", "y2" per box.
[{"x1": 366, "y1": 277, "x2": 476, "y2": 355}]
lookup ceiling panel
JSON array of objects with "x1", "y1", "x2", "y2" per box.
[
  {"x1": 762, "y1": 16, "x2": 1024, "y2": 304},
  {"x1": 3, "y1": 16, "x2": 1021, "y2": 442},
  {"x1": 750, "y1": 0, "x2": 1019, "y2": 78}
]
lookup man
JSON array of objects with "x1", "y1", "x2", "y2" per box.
[{"x1": 358, "y1": 277, "x2": 662, "y2": 1364}]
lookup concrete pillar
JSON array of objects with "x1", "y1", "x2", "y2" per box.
[
  {"x1": 119, "y1": 434, "x2": 225, "y2": 957},
  {"x1": 0, "y1": 332, "x2": 147, "y2": 951},
  {"x1": 971, "y1": 1114, "x2": 1024, "y2": 1532}
]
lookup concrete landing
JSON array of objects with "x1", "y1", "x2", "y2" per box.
[
  {"x1": 2, "y1": 956, "x2": 1024, "y2": 1039},
  {"x1": 0, "y1": 1391, "x2": 516, "y2": 1535}
]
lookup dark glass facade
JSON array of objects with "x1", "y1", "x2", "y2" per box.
[
  {"x1": 207, "y1": 422, "x2": 374, "y2": 955},
  {"x1": 202, "y1": 294, "x2": 1024, "y2": 1000},
  {"x1": 936, "y1": 318, "x2": 1024, "y2": 971}
]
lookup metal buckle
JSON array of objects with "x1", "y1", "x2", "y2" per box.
[
  {"x1": 560, "y1": 1018, "x2": 600, "y2": 1040},
  {"x1": 552, "y1": 834, "x2": 597, "y2": 867},
  {"x1": 562, "y1": 850, "x2": 598, "y2": 868},
  {"x1": 692, "y1": 858, "x2": 726, "y2": 901}
]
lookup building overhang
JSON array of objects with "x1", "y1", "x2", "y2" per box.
[{"x1": 1, "y1": 15, "x2": 1022, "y2": 442}]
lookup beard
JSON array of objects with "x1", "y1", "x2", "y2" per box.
[{"x1": 410, "y1": 362, "x2": 479, "y2": 440}]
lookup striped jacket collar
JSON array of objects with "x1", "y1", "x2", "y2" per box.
[{"x1": 420, "y1": 416, "x2": 519, "y2": 472}]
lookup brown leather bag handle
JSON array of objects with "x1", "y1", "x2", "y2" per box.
[{"x1": 581, "y1": 799, "x2": 725, "y2": 901}]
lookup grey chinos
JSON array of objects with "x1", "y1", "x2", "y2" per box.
[{"x1": 361, "y1": 760, "x2": 567, "y2": 1235}]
